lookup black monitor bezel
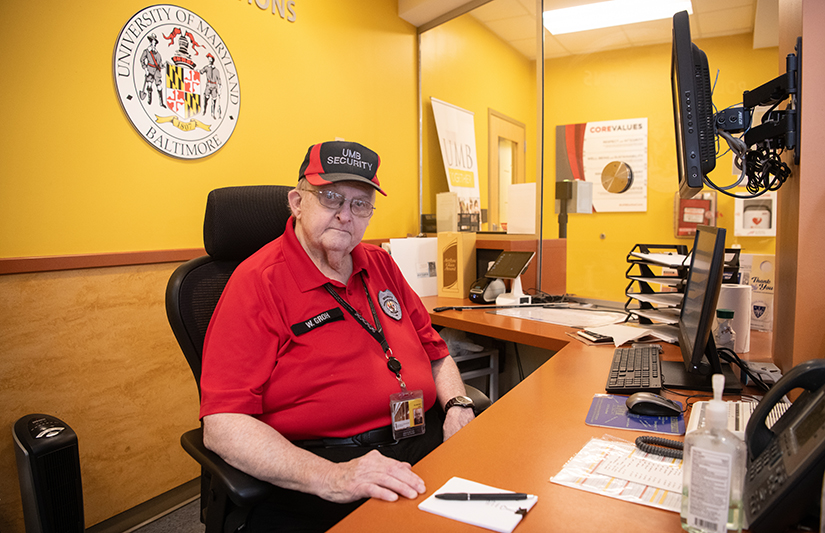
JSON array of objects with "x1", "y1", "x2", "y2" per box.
[
  {"x1": 671, "y1": 10, "x2": 716, "y2": 199},
  {"x1": 484, "y1": 251, "x2": 535, "y2": 280},
  {"x1": 663, "y1": 225, "x2": 742, "y2": 392}
]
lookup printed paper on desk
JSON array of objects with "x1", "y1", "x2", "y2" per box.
[
  {"x1": 586, "y1": 324, "x2": 652, "y2": 347},
  {"x1": 494, "y1": 307, "x2": 626, "y2": 328},
  {"x1": 418, "y1": 477, "x2": 538, "y2": 533},
  {"x1": 550, "y1": 437, "x2": 682, "y2": 513}
]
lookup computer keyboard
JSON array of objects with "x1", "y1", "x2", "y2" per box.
[{"x1": 605, "y1": 344, "x2": 663, "y2": 394}]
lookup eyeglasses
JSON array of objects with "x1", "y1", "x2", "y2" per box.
[{"x1": 307, "y1": 189, "x2": 375, "y2": 218}]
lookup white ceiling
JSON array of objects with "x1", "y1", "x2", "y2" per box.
[{"x1": 399, "y1": 0, "x2": 778, "y2": 59}]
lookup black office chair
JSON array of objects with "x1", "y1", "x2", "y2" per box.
[
  {"x1": 166, "y1": 185, "x2": 290, "y2": 533},
  {"x1": 166, "y1": 185, "x2": 490, "y2": 533}
]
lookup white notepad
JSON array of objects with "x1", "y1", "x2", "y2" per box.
[{"x1": 418, "y1": 477, "x2": 538, "y2": 533}]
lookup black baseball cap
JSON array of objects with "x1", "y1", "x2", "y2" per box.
[{"x1": 298, "y1": 141, "x2": 385, "y2": 196}]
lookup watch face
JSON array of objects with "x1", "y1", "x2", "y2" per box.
[{"x1": 447, "y1": 396, "x2": 474, "y2": 409}]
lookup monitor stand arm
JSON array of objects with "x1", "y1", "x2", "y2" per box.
[
  {"x1": 716, "y1": 38, "x2": 801, "y2": 164},
  {"x1": 495, "y1": 275, "x2": 532, "y2": 306}
]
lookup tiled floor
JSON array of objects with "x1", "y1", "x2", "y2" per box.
[{"x1": 134, "y1": 500, "x2": 204, "y2": 533}]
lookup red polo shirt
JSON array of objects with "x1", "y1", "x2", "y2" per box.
[{"x1": 199, "y1": 217, "x2": 448, "y2": 441}]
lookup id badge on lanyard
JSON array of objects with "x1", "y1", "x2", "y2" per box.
[
  {"x1": 324, "y1": 275, "x2": 425, "y2": 441},
  {"x1": 390, "y1": 389, "x2": 425, "y2": 440}
]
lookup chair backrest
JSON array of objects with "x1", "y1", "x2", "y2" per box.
[{"x1": 166, "y1": 185, "x2": 293, "y2": 393}]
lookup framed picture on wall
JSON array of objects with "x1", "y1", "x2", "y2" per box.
[
  {"x1": 734, "y1": 192, "x2": 777, "y2": 237},
  {"x1": 674, "y1": 191, "x2": 716, "y2": 238},
  {"x1": 556, "y1": 118, "x2": 648, "y2": 213}
]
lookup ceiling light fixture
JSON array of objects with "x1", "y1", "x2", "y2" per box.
[{"x1": 543, "y1": 0, "x2": 693, "y2": 35}]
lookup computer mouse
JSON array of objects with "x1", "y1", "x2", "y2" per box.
[{"x1": 626, "y1": 392, "x2": 682, "y2": 417}]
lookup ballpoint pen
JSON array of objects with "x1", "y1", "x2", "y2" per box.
[{"x1": 435, "y1": 492, "x2": 531, "y2": 501}]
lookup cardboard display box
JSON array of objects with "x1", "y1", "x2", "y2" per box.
[{"x1": 436, "y1": 232, "x2": 477, "y2": 298}]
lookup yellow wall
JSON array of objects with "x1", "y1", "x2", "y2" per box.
[
  {"x1": 0, "y1": 0, "x2": 419, "y2": 259},
  {"x1": 544, "y1": 34, "x2": 779, "y2": 301},
  {"x1": 0, "y1": 2, "x2": 420, "y2": 531},
  {"x1": 421, "y1": 13, "x2": 536, "y2": 216},
  {"x1": 0, "y1": 2, "x2": 788, "y2": 529}
]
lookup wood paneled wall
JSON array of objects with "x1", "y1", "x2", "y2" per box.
[
  {"x1": 0, "y1": 262, "x2": 200, "y2": 532},
  {"x1": 774, "y1": 0, "x2": 825, "y2": 371}
]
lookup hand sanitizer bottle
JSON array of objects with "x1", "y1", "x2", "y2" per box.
[
  {"x1": 713, "y1": 309, "x2": 737, "y2": 353},
  {"x1": 681, "y1": 374, "x2": 746, "y2": 533}
]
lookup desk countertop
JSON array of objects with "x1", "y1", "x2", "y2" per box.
[{"x1": 329, "y1": 297, "x2": 771, "y2": 533}]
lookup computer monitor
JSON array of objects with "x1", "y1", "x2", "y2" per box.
[
  {"x1": 671, "y1": 10, "x2": 717, "y2": 199},
  {"x1": 661, "y1": 225, "x2": 742, "y2": 392}
]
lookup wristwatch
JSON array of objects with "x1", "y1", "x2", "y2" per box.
[{"x1": 444, "y1": 395, "x2": 474, "y2": 412}]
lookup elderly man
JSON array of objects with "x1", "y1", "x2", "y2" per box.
[{"x1": 199, "y1": 141, "x2": 475, "y2": 532}]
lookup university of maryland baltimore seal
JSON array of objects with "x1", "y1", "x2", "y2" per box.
[{"x1": 112, "y1": 5, "x2": 240, "y2": 159}]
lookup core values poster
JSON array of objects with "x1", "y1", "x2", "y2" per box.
[{"x1": 556, "y1": 118, "x2": 648, "y2": 212}]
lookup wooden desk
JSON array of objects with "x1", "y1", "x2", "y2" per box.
[
  {"x1": 330, "y1": 297, "x2": 764, "y2": 533},
  {"x1": 421, "y1": 296, "x2": 572, "y2": 353}
]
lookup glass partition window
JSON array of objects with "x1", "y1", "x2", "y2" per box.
[{"x1": 419, "y1": 0, "x2": 540, "y2": 234}]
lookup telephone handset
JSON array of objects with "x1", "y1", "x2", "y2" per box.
[{"x1": 744, "y1": 358, "x2": 825, "y2": 533}]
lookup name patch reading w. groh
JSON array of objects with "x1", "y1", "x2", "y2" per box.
[{"x1": 290, "y1": 308, "x2": 345, "y2": 336}]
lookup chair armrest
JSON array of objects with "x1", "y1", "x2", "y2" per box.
[
  {"x1": 181, "y1": 428, "x2": 275, "y2": 508},
  {"x1": 464, "y1": 384, "x2": 492, "y2": 415}
]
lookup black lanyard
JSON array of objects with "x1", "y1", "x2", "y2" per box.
[{"x1": 324, "y1": 273, "x2": 407, "y2": 390}]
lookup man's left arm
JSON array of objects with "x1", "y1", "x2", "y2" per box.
[
  {"x1": 373, "y1": 249, "x2": 475, "y2": 439},
  {"x1": 431, "y1": 355, "x2": 475, "y2": 440}
]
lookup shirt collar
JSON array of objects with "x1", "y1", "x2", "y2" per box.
[{"x1": 283, "y1": 216, "x2": 368, "y2": 292}]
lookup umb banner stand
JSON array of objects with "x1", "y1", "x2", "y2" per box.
[{"x1": 431, "y1": 98, "x2": 481, "y2": 230}]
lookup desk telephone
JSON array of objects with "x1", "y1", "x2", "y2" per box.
[{"x1": 744, "y1": 358, "x2": 825, "y2": 533}]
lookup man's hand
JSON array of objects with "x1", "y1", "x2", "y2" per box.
[
  {"x1": 315, "y1": 450, "x2": 426, "y2": 503},
  {"x1": 443, "y1": 406, "x2": 475, "y2": 441},
  {"x1": 204, "y1": 414, "x2": 426, "y2": 505}
]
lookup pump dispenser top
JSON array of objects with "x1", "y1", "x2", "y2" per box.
[{"x1": 706, "y1": 374, "x2": 727, "y2": 429}]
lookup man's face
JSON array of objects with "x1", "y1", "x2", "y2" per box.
[{"x1": 292, "y1": 181, "x2": 375, "y2": 257}]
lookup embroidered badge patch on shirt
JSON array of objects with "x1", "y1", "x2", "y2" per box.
[
  {"x1": 290, "y1": 307, "x2": 345, "y2": 336},
  {"x1": 378, "y1": 290, "x2": 402, "y2": 321}
]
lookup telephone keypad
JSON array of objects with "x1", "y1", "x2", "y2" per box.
[{"x1": 747, "y1": 440, "x2": 787, "y2": 516}]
